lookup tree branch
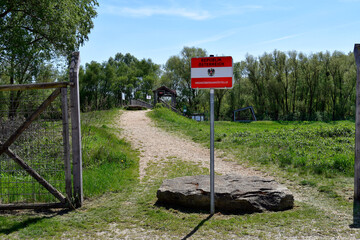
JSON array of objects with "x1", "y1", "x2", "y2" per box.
[
  {"x1": 20, "y1": 26, "x2": 54, "y2": 43},
  {"x1": 29, "y1": 37, "x2": 45, "y2": 45},
  {"x1": 0, "y1": 7, "x2": 13, "y2": 18}
]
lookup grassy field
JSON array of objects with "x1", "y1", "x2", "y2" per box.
[
  {"x1": 149, "y1": 107, "x2": 356, "y2": 200},
  {"x1": 149, "y1": 107, "x2": 354, "y2": 176},
  {"x1": 1, "y1": 108, "x2": 360, "y2": 239}
]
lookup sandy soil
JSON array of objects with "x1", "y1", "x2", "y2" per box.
[{"x1": 117, "y1": 110, "x2": 262, "y2": 180}]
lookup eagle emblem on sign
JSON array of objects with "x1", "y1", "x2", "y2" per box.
[{"x1": 208, "y1": 68, "x2": 215, "y2": 76}]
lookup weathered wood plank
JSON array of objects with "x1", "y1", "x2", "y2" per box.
[
  {"x1": 3, "y1": 145, "x2": 66, "y2": 203},
  {"x1": 0, "y1": 88, "x2": 62, "y2": 156},
  {"x1": 69, "y1": 52, "x2": 83, "y2": 208},
  {"x1": 0, "y1": 82, "x2": 70, "y2": 91},
  {"x1": 0, "y1": 202, "x2": 67, "y2": 210},
  {"x1": 354, "y1": 44, "x2": 360, "y2": 201},
  {"x1": 61, "y1": 88, "x2": 72, "y2": 201},
  {"x1": 130, "y1": 99, "x2": 153, "y2": 109}
]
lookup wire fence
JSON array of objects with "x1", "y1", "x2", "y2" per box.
[{"x1": 0, "y1": 88, "x2": 67, "y2": 205}]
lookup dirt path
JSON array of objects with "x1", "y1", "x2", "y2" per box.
[
  {"x1": 83, "y1": 110, "x2": 358, "y2": 239},
  {"x1": 116, "y1": 110, "x2": 354, "y2": 218},
  {"x1": 117, "y1": 110, "x2": 262, "y2": 181}
]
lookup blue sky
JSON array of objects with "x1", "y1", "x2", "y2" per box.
[{"x1": 79, "y1": 0, "x2": 360, "y2": 66}]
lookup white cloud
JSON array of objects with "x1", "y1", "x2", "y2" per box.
[
  {"x1": 101, "y1": 2, "x2": 265, "y2": 21},
  {"x1": 186, "y1": 30, "x2": 238, "y2": 46},
  {"x1": 217, "y1": 4, "x2": 263, "y2": 15},
  {"x1": 102, "y1": 5, "x2": 211, "y2": 20},
  {"x1": 260, "y1": 34, "x2": 303, "y2": 45}
]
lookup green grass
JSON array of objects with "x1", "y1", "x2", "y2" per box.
[
  {"x1": 0, "y1": 120, "x2": 66, "y2": 204},
  {"x1": 1, "y1": 109, "x2": 132, "y2": 204},
  {"x1": 148, "y1": 107, "x2": 356, "y2": 207},
  {"x1": 148, "y1": 108, "x2": 355, "y2": 177},
  {"x1": 81, "y1": 109, "x2": 139, "y2": 197},
  {"x1": 0, "y1": 157, "x2": 336, "y2": 239},
  {"x1": 0, "y1": 108, "x2": 141, "y2": 239},
  {"x1": 0, "y1": 174, "x2": 65, "y2": 204},
  {"x1": 1, "y1": 108, "x2": 360, "y2": 239}
]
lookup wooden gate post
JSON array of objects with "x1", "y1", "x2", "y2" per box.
[
  {"x1": 354, "y1": 44, "x2": 360, "y2": 202},
  {"x1": 69, "y1": 52, "x2": 83, "y2": 207},
  {"x1": 61, "y1": 87, "x2": 72, "y2": 202}
]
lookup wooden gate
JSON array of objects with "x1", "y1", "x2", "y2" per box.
[{"x1": 0, "y1": 52, "x2": 82, "y2": 209}]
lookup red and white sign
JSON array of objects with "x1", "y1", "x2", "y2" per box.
[{"x1": 191, "y1": 56, "x2": 233, "y2": 89}]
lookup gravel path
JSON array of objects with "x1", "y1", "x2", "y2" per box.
[{"x1": 117, "y1": 110, "x2": 261, "y2": 180}]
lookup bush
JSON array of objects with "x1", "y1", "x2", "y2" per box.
[{"x1": 154, "y1": 103, "x2": 165, "y2": 109}]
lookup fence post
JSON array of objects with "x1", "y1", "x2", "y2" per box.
[
  {"x1": 69, "y1": 52, "x2": 83, "y2": 207},
  {"x1": 61, "y1": 87, "x2": 72, "y2": 202},
  {"x1": 354, "y1": 44, "x2": 360, "y2": 202}
]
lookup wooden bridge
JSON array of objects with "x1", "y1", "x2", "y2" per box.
[
  {"x1": 127, "y1": 99, "x2": 153, "y2": 110},
  {"x1": 127, "y1": 99, "x2": 182, "y2": 115}
]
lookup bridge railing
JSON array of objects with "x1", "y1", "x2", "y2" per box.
[
  {"x1": 129, "y1": 99, "x2": 183, "y2": 116},
  {"x1": 129, "y1": 99, "x2": 153, "y2": 109}
]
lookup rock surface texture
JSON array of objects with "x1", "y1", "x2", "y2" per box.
[{"x1": 157, "y1": 174, "x2": 294, "y2": 214}]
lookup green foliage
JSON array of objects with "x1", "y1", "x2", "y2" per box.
[
  {"x1": 0, "y1": 109, "x2": 357, "y2": 239},
  {"x1": 82, "y1": 125, "x2": 131, "y2": 169},
  {"x1": 80, "y1": 53, "x2": 160, "y2": 111},
  {"x1": 0, "y1": 0, "x2": 98, "y2": 117},
  {"x1": 0, "y1": 0, "x2": 98, "y2": 57},
  {"x1": 160, "y1": 49, "x2": 356, "y2": 121},
  {"x1": 154, "y1": 102, "x2": 165, "y2": 109},
  {"x1": 150, "y1": 108, "x2": 355, "y2": 177},
  {"x1": 227, "y1": 123, "x2": 355, "y2": 176},
  {"x1": 161, "y1": 47, "x2": 208, "y2": 113},
  {"x1": 78, "y1": 47, "x2": 355, "y2": 122},
  {"x1": 232, "y1": 50, "x2": 356, "y2": 121}
]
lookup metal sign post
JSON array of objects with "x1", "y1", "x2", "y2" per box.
[{"x1": 210, "y1": 88, "x2": 215, "y2": 214}]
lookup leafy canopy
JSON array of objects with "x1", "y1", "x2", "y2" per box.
[{"x1": 0, "y1": 0, "x2": 98, "y2": 61}]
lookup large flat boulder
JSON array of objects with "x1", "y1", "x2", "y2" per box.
[{"x1": 157, "y1": 175, "x2": 294, "y2": 214}]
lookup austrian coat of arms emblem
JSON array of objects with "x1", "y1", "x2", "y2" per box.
[{"x1": 208, "y1": 68, "x2": 215, "y2": 76}]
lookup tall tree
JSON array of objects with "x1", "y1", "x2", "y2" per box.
[
  {"x1": 80, "y1": 61, "x2": 102, "y2": 111},
  {"x1": 0, "y1": 0, "x2": 98, "y2": 60},
  {"x1": 239, "y1": 50, "x2": 356, "y2": 121},
  {"x1": 214, "y1": 89, "x2": 228, "y2": 120},
  {"x1": 287, "y1": 51, "x2": 300, "y2": 117},
  {"x1": 162, "y1": 47, "x2": 207, "y2": 112},
  {"x1": 1, "y1": 0, "x2": 98, "y2": 116},
  {"x1": 79, "y1": 53, "x2": 160, "y2": 111},
  {"x1": 228, "y1": 61, "x2": 247, "y2": 119}
]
